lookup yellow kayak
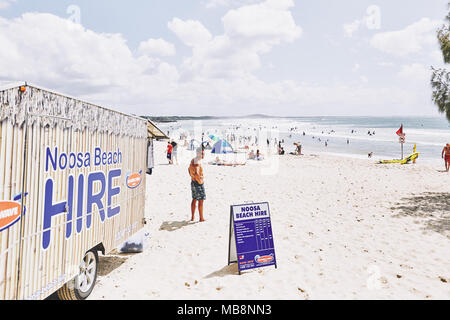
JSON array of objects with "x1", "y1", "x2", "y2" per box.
[{"x1": 378, "y1": 153, "x2": 419, "y2": 164}]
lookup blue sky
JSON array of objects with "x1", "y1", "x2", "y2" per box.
[{"x1": 0, "y1": 0, "x2": 448, "y2": 117}]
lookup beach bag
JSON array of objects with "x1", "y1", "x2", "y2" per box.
[{"x1": 119, "y1": 230, "x2": 150, "y2": 253}]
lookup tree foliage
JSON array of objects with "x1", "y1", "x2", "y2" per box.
[
  {"x1": 431, "y1": 67, "x2": 450, "y2": 120},
  {"x1": 431, "y1": 5, "x2": 450, "y2": 121}
]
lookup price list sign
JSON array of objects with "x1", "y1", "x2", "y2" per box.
[{"x1": 228, "y1": 202, "x2": 277, "y2": 274}]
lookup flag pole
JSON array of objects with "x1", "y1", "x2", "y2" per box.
[
  {"x1": 401, "y1": 124, "x2": 404, "y2": 159},
  {"x1": 401, "y1": 140, "x2": 404, "y2": 159},
  {"x1": 397, "y1": 124, "x2": 404, "y2": 160}
]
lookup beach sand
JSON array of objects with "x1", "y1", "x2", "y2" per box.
[{"x1": 89, "y1": 141, "x2": 450, "y2": 300}]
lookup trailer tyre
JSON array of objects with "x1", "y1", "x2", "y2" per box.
[{"x1": 57, "y1": 250, "x2": 99, "y2": 300}]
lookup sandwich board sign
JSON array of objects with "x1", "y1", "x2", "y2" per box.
[{"x1": 228, "y1": 202, "x2": 277, "y2": 275}]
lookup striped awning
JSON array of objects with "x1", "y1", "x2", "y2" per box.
[{"x1": 147, "y1": 120, "x2": 169, "y2": 140}]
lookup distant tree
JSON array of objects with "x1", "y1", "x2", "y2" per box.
[{"x1": 431, "y1": 5, "x2": 450, "y2": 121}]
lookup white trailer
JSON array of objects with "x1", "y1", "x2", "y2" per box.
[{"x1": 0, "y1": 83, "x2": 149, "y2": 300}]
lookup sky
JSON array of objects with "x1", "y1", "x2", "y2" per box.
[{"x1": 0, "y1": 0, "x2": 448, "y2": 117}]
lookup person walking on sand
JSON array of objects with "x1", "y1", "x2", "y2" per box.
[
  {"x1": 167, "y1": 141, "x2": 173, "y2": 165},
  {"x1": 442, "y1": 143, "x2": 450, "y2": 172},
  {"x1": 188, "y1": 147, "x2": 206, "y2": 222},
  {"x1": 171, "y1": 140, "x2": 178, "y2": 165}
]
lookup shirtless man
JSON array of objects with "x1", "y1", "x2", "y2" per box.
[
  {"x1": 442, "y1": 143, "x2": 450, "y2": 172},
  {"x1": 188, "y1": 148, "x2": 206, "y2": 222}
]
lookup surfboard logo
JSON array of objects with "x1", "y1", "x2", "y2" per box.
[
  {"x1": 0, "y1": 193, "x2": 28, "y2": 232},
  {"x1": 126, "y1": 170, "x2": 142, "y2": 189},
  {"x1": 0, "y1": 201, "x2": 21, "y2": 232},
  {"x1": 255, "y1": 254, "x2": 274, "y2": 264}
]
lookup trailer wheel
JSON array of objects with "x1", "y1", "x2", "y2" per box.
[{"x1": 57, "y1": 250, "x2": 99, "y2": 300}]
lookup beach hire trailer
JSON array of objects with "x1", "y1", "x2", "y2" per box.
[{"x1": 0, "y1": 83, "x2": 148, "y2": 300}]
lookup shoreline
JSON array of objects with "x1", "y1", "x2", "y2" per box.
[
  {"x1": 302, "y1": 149, "x2": 444, "y2": 165},
  {"x1": 157, "y1": 116, "x2": 450, "y2": 164}
]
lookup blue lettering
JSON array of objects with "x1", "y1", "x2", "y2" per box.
[
  {"x1": 77, "y1": 153, "x2": 84, "y2": 168},
  {"x1": 42, "y1": 149, "x2": 127, "y2": 248},
  {"x1": 241, "y1": 205, "x2": 261, "y2": 212},
  {"x1": 84, "y1": 152, "x2": 90, "y2": 167},
  {"x1": 107, "y1": 169, "x2": 121, "y2": 218},
  {"x1": 69, "y1": 153, "x2": 76, "y2": 169},
  {"x1": 117, "y1": 149, "x2": 122, "y2": 164},
  {"x1": 237, "y1": 212, "x2": 253, "y2": 219},
  {"x1": 46, "y1": 147, "x2": 58, "y2": 172},
  {"x1": 59, "y1": 153, "x2": 68, "y2": 170},
  {"x1": 86, "y1": 172, "x2": 106, "y2": 228},
  {"x1": 95, "y1": 148, "x2": 101, "y2": 166},
  {"x1": 76, "y1": 174, "x2": 84, "y2": 233},
  {"x1": 66, "y1": 175, "x2": 74, "y2": 239},
  {"x1": 108, "y1": 152, "x2": 113, "y2": 165},
  {"x1": 43, "y1": 179, "x2": 67, "y2": 250}
]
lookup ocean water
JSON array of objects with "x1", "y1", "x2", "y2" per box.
[{"x1": 158, "y1": 116, "x2": 450, "y2": 164}]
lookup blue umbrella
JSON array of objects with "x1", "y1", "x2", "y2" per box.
[
  {"x1": 211, "y1": 139, "x2": 234, "y2": 154},
  {"x1": 209, "y1": 134, "x2": 219, "y2": 142}
]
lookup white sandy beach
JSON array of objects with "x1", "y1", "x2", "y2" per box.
[{"x1": 89, "y1": 140, "x2": 450, "y2": 300}]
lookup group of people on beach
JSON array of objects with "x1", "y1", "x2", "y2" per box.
[
  {"x1": 248, "y1": 149, "x2": 264, "y2": 161},
  {"x1": 166, "y1": 123, "x2": 450, "y2": 223},
  {"x1": 288, "y1": 143, "x2": 302, "y2": 156},
  {"x1": 174, "y1": 122, "x2": 450, "y2": 226}
]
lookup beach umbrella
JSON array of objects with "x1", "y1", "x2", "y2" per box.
[
  {"x1": 209, "y1": 134, "x2": 220, "y2": 142},
  {"x1": 211, "y1": 139, "x2": 234, "y2": 154}
]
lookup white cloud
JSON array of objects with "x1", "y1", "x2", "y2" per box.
[
  {"x1": 138, "y1": 38, "x2": 176, "y2": 57},
  {"x1": 171, "y1": 0, "x2": 302, "y2": 79},
  {"x1": 0, "y1": 13, "x2": 180, "y2": 112},
  {"x1": 0, "y1": 9, "x2": 434, "y2": 117},
  {"x1": 222, "y1": 0, "x2": 301, "y2": 42},
  {"x1": 370, "y1": 18, "x2": 442, "y2": 56},
  {"x1": 168, "y1": 18, "x2": 212, "y2": 47},
  {"x1": 397, "y1": 63, "x2": 431, "y2": 83},
  {"x1": 343, "y1": 19, "x2": 364, "y2": 38}
]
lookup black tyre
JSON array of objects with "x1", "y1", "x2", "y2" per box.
[{"x1": 57, "y1": 250, "x2": 99, "y2": 300}]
